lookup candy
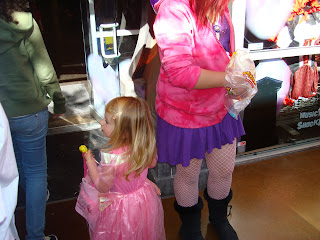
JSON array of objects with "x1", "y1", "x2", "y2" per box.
[
  {"x1": 79, "y1": 145, "x2": 88, "y2": 153},
  {"x1": 79, "y1": 145, "x2": 89, "y2": 178}
]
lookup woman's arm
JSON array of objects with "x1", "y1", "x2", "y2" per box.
[{"x1": 194, "y1": 69, "x2": 226, "y2": 89}]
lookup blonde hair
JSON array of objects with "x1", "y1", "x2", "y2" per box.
[{"x1": 103, "y1": 96, "x2": 156, "y2": 180}]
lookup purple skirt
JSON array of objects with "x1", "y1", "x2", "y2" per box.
[{"x1": 156, "y1": 113, "x2": 245, "y2": 167}]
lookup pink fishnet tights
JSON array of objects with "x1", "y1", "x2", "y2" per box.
[{"x1": 174, "y1": 140, "x2": 236, "y2": 207}]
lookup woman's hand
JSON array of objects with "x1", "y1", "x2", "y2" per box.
[{"x1": 227, "y1": 86, "x2": 249, "y2": 100}]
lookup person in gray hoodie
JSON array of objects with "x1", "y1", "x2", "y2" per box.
[{"x1": 0, "y1": 0, "x2": 65, "y2": 239}]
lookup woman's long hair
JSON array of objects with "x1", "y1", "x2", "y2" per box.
[
  {"x1": 0, "y1": 0, "x2": 28, "y2": 23},
  {"x1": 189, "y1": 0, "x2": 230, "y2": 27},
  {"x1": 103, "y1": 97, "x2": 157, "y2": 180}
]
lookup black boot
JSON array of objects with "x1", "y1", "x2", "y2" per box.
[
  {"x1": 204, "y1": 189, "x2": 238, "y2": 240},
  {"x1": 174, "y1": 197, "x2": 204, "y2": 240}
]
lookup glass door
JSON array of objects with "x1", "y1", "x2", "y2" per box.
[{"x1": 80, "y1": 0, "x2": 147, "y2": 119}]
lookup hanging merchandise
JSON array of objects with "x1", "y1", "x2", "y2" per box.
[
  {"x1": 290, "y1": 39, "x2": 319, "y2": 100},
  {"x1": 291, "y1": 57, "x2": 318, "y2": 99},
  {"x1": 279, "y1": 0, "x2": 320, "y2": 106}
]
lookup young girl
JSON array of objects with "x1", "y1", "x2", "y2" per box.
[
  {"x1": 75, "y1": 96, "x2": 166, "y2": 240},
  {"x1": 153, "y1": 0, "x2": 245, "y2": 239}
]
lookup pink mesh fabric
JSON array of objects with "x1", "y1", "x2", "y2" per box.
[
  {"x1": 174, "y1": 158, "x2": 203, "y2": 207},
  {"x1": 173, "y1": 140, "x2": 237, "y2": 206},
  {"x1": 205, "y1": 140, "x2": 236, "y2": 200}
]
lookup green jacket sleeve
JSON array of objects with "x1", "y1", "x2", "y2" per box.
[{"x1": 25, "y1": 19, "x2": 66, "y2": 114}]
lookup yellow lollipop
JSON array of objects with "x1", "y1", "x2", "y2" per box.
[{"x1": 79, "y1": 145, "x2": 88, "y2": 153}]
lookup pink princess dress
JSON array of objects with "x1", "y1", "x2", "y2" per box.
[{"x1": 75, "y1": 147, "x2": 166, "y2": 240}]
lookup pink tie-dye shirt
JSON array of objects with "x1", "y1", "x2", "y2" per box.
[{"x1": 153, "y1": 0, "x2": 235, "y2": 128}]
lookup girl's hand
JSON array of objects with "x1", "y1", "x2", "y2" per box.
[
  {"x1": 149, "y1": 154, "x2": 158, "y2": 168},
  {"x1": 84, "y1": 149, "x2": 96, "y2": 164}
]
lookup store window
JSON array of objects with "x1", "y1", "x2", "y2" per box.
[{"x1": 232, "y1": 0, "x2": 320, "y2": 152}]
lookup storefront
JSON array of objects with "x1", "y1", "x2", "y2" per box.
[
  {"x1": 233, "y1": 0, "x2": 320, "y2": 163},
  {"x1": 79, "y1": 0, "x2": 320, "y2": 197}
]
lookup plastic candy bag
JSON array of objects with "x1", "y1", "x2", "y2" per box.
[{"x1": 224, "y1": 49, "x2": 257, "y2": 119}]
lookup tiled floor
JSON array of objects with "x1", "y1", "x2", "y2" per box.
[{"x1": 15, "y1": 147, "x2": 320, "y2": 240}]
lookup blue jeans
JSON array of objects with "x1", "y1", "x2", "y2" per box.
[{"x1": 9, "y1": 109, "x2": 49, "y2": 240}]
